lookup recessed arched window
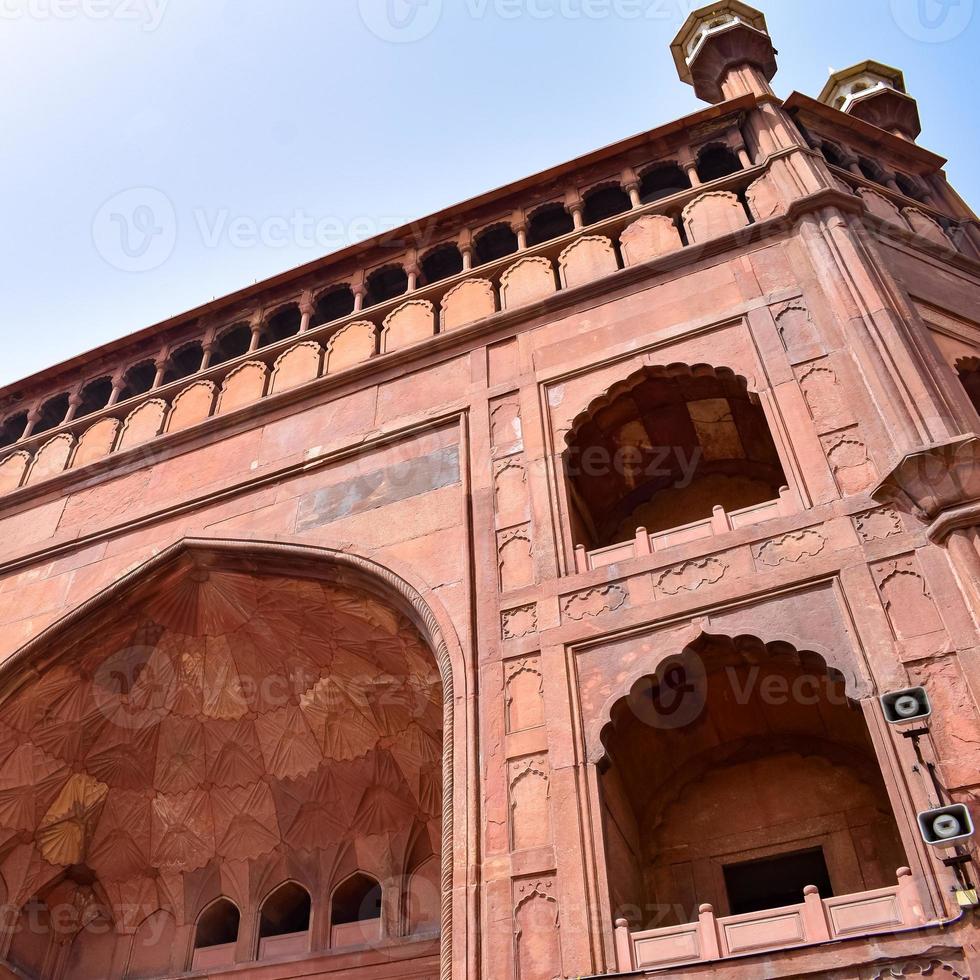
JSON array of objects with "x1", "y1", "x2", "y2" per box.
[
  {"x1": 820, "y1": 141, "x2": 848, "y2": 169},
  {"x1": 565, "y1": 365, "x2": 788, "y2": 550},
  {"x1": 312, "y1": 286, "x2": 356, "y2": 328},
  {"x1": 639, "y1": 163, "x2": 692, "y2": 204},
  {"x1": 332, "y1": 873, "x2": 382, "y2": 926},
  {"x1": 895, "y1": 172, "x2": 924, "y2": 202},
  {"x1": 262, "y1": 304, "x2": 303, "y2": 346},
  {"x1": 163, "y1": 342, "x2": 204, "y2": 385},
  {"x1": 365, "y1": 265, "x2": 409, "y2": 307},
  {"x1": 77, "y1": 377, "x2": 114, "y2": 418},
  {"x1": 0, "y1": 412, "x2": 28, "y2": 449},
  {"x1": 527, "y1": 204, "x2": 574, "y2": 247},
  {"x1": 209, "y1": 323, "x2": 253, "y2": 367},
  {"x1": 119, "y1": 361, "x2": 157, "y2": 401},
  {"x1": 583, "y1": 185, "x2": 632, "y2": 225},
  {"x1": 195, "y1": 899, "x2": 240, "y2": 950},
  {"x1": 32, "y1": 393, "x2": 70, "y2": 436},
  {"x1": 260, "y1": 882, "x2": 312, "y2": 940},
  {"x1": 858, "y1": 157, "x2": 885, "y2": 183},
  {"x1": 420, "y1": 243, "x2": 464, "y2": 286},
  {"x1": 474, "y1": 223, "x2": 519, "y2": 265},
  {"x1": 696, "y1": 144, "x2": 741, "y2": 183}
]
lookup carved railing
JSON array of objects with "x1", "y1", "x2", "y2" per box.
[
  {"x1": 576, "y1": 488, "x2": 796, "y2": 573},
  {"x1": 0, "y1": 163, "x2": 777, "y2": 499},
  {"x1": 614, "y1": 869, "x2": 929, "y2": 972}
]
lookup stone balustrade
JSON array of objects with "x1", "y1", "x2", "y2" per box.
[{"x1": 615, "y1": 869, "x2": 929, "y2": 972}]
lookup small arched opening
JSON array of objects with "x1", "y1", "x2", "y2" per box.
[
  {"x1": 564, "y1": 365, "x2": 787, "y2": 550},
  {"x1": 895, "y1": 172, "x2": 925, "y2": 202},
  {"x1": 527, "y1": 203, "x2": 575, "y2": 247},
  {"x1": 583, "y1": 185, "x2": 632, "y2": 225},
  {"x1": 365, "y1": 265, "x2": 409, "y2": 307},
  {"x1": 598, "y1": 635, "x2": 907, "y2": 932},
  {"x1": 192, "y1": 899, "x2": 241, "y2": 969},
  {"x1": 262, "y1": 304, "x2": 303, "y2": 346},
  {"x1": 32, "y1": 393, "x2": 71, "y2": 436},
  {"x1": 259, "y1": 882, "x2": 312, "y2": 960},
  {"x1": 696, "y1": 144, "x2": 742, "y2": 183},
  {"x1": 0, "y1": 411, "x2": 28, "y2": 449},
  {"x1": 331, "y1": 873, "x2": 383, "y2": 947},
  {"x1": 312, "y1": 285, "x2": 356, "y2": 328},
  {"x1": 820, "y1": 141, "x2": 849, "y2": 169},
  {"x1": 474, "y1": 223, "x2": 519, "y2": 265},
  {"x1": 639, "y1": 163, "x2": 692, "y2": 204},
  {"x1": 421, "y1": 243, "x2": 464, "y2": 286},
  {"x1": 163, "y1": 342, "x2": 204, "y2": 385},
  {"x1": 119, "y1": 360, "x2": 157, "y2": 401},
  {"x1": 77, "y1": 377, "x2": 114, "y2": 418},
  {"x1": 858, "y1": 157, "x2": 885, "y2": 183},
  {"x1": 209, "y1": 323, "x2": 253, "y2": 367}
]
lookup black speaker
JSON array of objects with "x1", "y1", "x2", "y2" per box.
[
  {"x1": 880, "y1": 687, "x2": 931, "y2": 725},
  {"x1": 917, "y1": 804, "x2": 975, "y2": 847}
]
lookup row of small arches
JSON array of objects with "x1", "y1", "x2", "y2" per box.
[
  {"x1": 813, "y1": 135, "x2": 933, "y2": 204},
  {"x1": 0, "y1": 144, "x2": 747, "y2": 451}
]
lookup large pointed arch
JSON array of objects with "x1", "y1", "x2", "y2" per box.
[{"x1": 0, "y1": 536, "x2": 467, "y2": 980}]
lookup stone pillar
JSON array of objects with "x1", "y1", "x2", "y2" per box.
[
  {"x1": 461, "y1": 243, "x2": 474, "y2": 271},
  {"x1": 200, "y1": 340, "x2": 216, "y2": 371},
  {"x1": 626, "y1": 181, "x2": 642, "y2": 209},
  {"x1": 21, "y1": 406, "x2": 41, "y2": 440},
  {"x1": 406, "y1": 264, "x2": 420, "y2": 292},
  {"x1": 107, "y1": 371, "x2": 126, "y2": 407},
  {"x1": 152, "y1": 354, "x2": 169, "y2": 389},
  {"x1": 353, "y1": 284, "x2": 367, "y2": 312},
  {"x1": 299, "y1": 292, "x2": 315, "y2": 333},
  {"x1": 64, "y1": 392, "x2": 84, "y2": 424},
  {"x1": 515, "y1": 222, "x2": 528, "y2": 251},
  {"x1": 248, "y1": 314, "x2": 264, "y2": 352},
  {"x1": 570, "y1": 203, "x2": 584, "y2": 230}
]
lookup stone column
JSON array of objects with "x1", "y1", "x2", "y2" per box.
[
  {"x1": 299, "y1": 292, "x2": 315, "y2": 333},
  {"x1": 248, "y1": 314, "x2": 264, "y2": 352}
]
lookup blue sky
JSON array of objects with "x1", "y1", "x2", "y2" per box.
[{"x1": 1, "y1": 0, "x2": 977, "y2": 387}]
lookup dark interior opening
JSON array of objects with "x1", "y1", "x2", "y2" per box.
[
  {"x1": 332, "y1": 874, "x2": 383, "y2": 926},
  {"x1": 639, "y1": 164, "x2": 692, "y2": 204},
  {"x1": 77, "y1": 377, "x2": 114, "y2": 418},
  {"x1": 724, "y1": 848, "x2": 833, "y2": 916},
  {"x1": 163, "y1": 343, "x2": 204, "y2": 385},
  {"x1": 33, "y1": 393, "x2": 70, "y2": 436},
  {"x1": 895, "y1": 172, "x2": 924, "y2": 201},
  {"x1": 421, "y1": 244, "x2": 464, "y2": 285},
  {"x1": 365, "y1": 266, "x2": 408, "y2": 307},
  {"x1": 262, "y1": 305, "x2": 302, "y2": 346},
  {"x1": 0, "y1": 412, "x2": 28, "y2": 449},
  {"x1": 312, "y1": 286, "x2": 356, "y2": 328},
  {"x1": 820, "y1": 142, "x2": 848, "y2": 169},
  {"x1": 259, "y1": 883, "x2": 312, "y2": 939},
  {"x1": 474, "y1": 224, "x2": 519, "y2": 265},
  {"x1": 527, "y1": 204, "x2": 574, "y2": 246},
  {"x1": 119, "y1": 362, "x2": 157, "y2": 402},
  {"x1": 210, "y1": 324, "x2": 252, "y2": 367},
  {"x1": 697, "y1": 145, "x2": 742, "y2": 183},
  {"x1": 195, "y1": 900, "x2": 241, "y2": 949},
  {"x1": 583, "y1": 186, "x2": 632, "y2": 225},
  {"x1": 858, "y1": 158, "x2": 883, "y2": 183}
]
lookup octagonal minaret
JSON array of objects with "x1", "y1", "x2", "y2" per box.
[
  {"x1": 671, "y1": 0, "x2": 778, "y2": 103},
  {"x1": 819, "y1": 61, "x2": 922, "y2": 141}
]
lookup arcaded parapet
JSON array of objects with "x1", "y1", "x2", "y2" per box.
[
  {"x1": 216, "y1": 360, "x2": 268, "y2": 414},
  {"x1": 72, "y1": 417, "x2": 120, "y2": 469},
  {"x1": 270, "y1": 341, "x2": 323, "y2": 395},
  {"x1": 441, "y1": 279, "x2": 496, "y2": 332},
  {"x1": 166, "y1": 380, "x2": 217, "y2": 433},
  {"x1": 500, "y1": 256, "x2": 557, "y2": 309},
  {"x1": 25, "y1": 433, "x2": 75, "y2": 485},
  {"x1": 746, "y1": 172, "x2": 788, "y2": 221},
  {"x1": 0, "y1": 450, "x2": 30, "y2": 494},
  {"x1": 619, "y1": 214, "x2": 683, "y2": 266},
  {"x1": 903, "y1": 207, "x2": 952, "y2": 249},
  {"x1": 558, "y1": 236, "x2": 619, "y2": 290},
  {"x1": 682, "y1": 191, "x2": 749, "y2": 244},
  {"x1": 381, "y1": 299, "x2": 436, "y2": 353},
  {"x1": 859, "y1": 187, "x2": 905, "y2": 226},
  {"x1": 324, "y1": 320, "x2": 376, "y2": 374},
  {"x1": 117, "y1": 398, "x2": 168, "y2": 451}
]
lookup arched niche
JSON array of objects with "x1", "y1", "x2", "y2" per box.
[
  {"x1": 595, "y1": 633, "x2": 908, "y2": 930},
  {"x1": 0, "y1": 538, "x2": 460, "y2": 980},
  {"x1": 564, "y1": 364, "x2": 787, "y2": 549}
]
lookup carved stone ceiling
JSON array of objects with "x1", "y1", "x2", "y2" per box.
[{"x1": 0, "y1": 566, "x2": 444, "y2": 915}]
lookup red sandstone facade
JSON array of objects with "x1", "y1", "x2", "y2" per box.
[{"x1": 0, "y1": 3, "x2": 979, "y2": 978}]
